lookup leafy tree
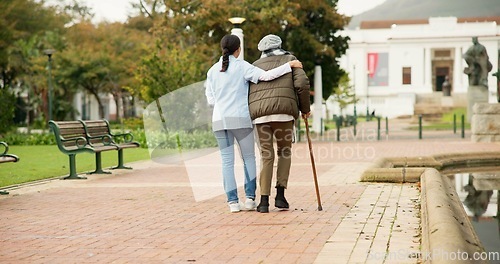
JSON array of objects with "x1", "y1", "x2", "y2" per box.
[
  {"x1": 59, "y1": 21, "x2": 150, "y2": 119},
  {"x1": 131, "y1": 0, "x2": 350, "y2": 104},
  {"x1": 0, "y1": 0, "x2": 69, "y2": 130},
  {"x1": 8, "y1": 35, "x2": 45, "y2": 128},
  {"x1": 329, "y1": 73, "x2": 358, "y2": 116},
  {"x1": 133, "y1": 0, "x2": 164, "y2": 20},
  {"x1": 285, "y1": 0, "x2": 350, "y2": 101},
  {"x1": 94, "y1": 22, "x2": 150, "y2": 121},
  {"x1": 0, "y1": 89, "x2": 15, "y2": 134},
  {"x1": 190, "y1": 0, "x2": 350, "y2": 101},
  {"x1": 0, "y1": 0, "x2": 68, "y2": 88},
  {"x1": 131, "y1": 0, "x2": 213, "y2": 102}
]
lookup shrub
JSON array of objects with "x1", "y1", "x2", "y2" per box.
[
  {"x1": 4, "y1": 122, "x2": 217, "y2": 151},
  {"x1": 2, "y1": 131, "x2": 56, "y2": 145},
  {"x1": 109, "y1": 117, "x2": 144, "y2": 130}
]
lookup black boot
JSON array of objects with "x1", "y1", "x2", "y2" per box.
[
  {"x1": 275, "y1": 186, "x2": 289, "y2": 209},
  {"x1": 257, "y1": 195, "x2": 269, "y2": 213}
]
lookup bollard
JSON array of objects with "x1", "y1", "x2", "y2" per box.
[
  {"x1": 336, "y1": 118, "x2": 341, "y2": 142},
  {"x1": 377, "y1": 117, "x2": 381, "y2": 140},
  {"x1": 453, "y1": 114, "x2": 457, "y2": 134},
  {"x1": 418, "y1": 115, "x2": 422, "y2": 139},
  {"x1": 385, "y1": 117, "x2": 389, "y2": 135},
  {"x1": 353, "y1": 118, "x2": 357, "y2": 137},
  {"x1": 320, "y1": 118, "x2": 323, "y2": 137},
  {"x1": 461, "y1": 114, "x2": 465, "y2": 138}
]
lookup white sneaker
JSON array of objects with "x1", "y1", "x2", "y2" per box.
[
  {"x1": 228, "y1": 201, "x2": 240, "y2": 213},
  {"x1": 244, "y1": 198, "x2": 256, "y2": 210}
]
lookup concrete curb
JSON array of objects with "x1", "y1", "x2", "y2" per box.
[
  {"x1": 360, "y1": 151, "x2": 500, "y2": 183},
  {"x1": 433, "y1": 152, "x2": 500, "y2": 172},
  {"x1": 360, "y1": 167, "x2": 424, "y2": 183},
  {"x1": 420, "y1": 168, "x2": 487, "y2": 264}
]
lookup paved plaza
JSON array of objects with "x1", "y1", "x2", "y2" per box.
[{"x1": 1, "y1": 119, "x2": 499, "y2": 263}]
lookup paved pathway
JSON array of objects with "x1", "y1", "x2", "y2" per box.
[{"x1": 1, "y1": 119, "x2": 499, "y2": 263}]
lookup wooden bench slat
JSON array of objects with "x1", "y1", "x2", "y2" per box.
[{"x1": 80, "y1": 119, "x2": 140, "y2": 169}]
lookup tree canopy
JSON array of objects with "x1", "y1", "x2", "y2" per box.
[
  {"x1": 132, "y1": 0, "x2": 350, "y2": 103},
  {"x1": 0, "y1": 0, "x2": 350, "y2": 134}
]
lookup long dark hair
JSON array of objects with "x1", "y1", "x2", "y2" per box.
[{"x1": 220, "y1": 35, "x2": 240, "y2": 72}]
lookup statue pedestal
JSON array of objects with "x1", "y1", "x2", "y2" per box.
[
  {"x1": 467, "y1": 85, "x2": 488, "y2": 122},
  {"x1": 471, "y1": 103, "x2": 500, "y2": 142}
]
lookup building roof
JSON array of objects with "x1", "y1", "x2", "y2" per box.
[{"x1": 359, "y1": 16, "x2": 500, "y2": 29}]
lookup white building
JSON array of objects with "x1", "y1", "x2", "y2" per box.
[
  {"x1": 73, "y1": 91, "x2": 143, "y2": 121},
  {"x1": 331, "y1": 16, "x2": 500, "y2": 119}
]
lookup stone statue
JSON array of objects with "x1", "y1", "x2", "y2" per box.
[
  {"x1": 463, "y1": 176, "x2": 493, "y2": 222},
  {"x1": 442, "y1": 75, "x2": 451, "y2": 96},
  {"x1": 463, "y1": 36, "x2": 493, "y2": 87},
  {"x1": 494, "y1": 70, "x2": 500, "y2": 103}
]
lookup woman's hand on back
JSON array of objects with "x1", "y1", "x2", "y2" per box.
[{"x1": 288, "y1": 60, "x2": 303, "y2": 69}]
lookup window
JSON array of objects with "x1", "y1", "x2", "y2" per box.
[
  {"x1": 402, "y1": 67, "x2": 411, "y2": 85},
  {"x1": 434, "y1": 50, "x2": 451, "y2": 58}
]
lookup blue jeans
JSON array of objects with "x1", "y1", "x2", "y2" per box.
[{"x1": 214, "y1": 128, "x2": 256, "y2": 203}]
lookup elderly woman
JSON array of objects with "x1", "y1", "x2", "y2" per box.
[{"x1": 248, "y1": 34, "x2": 311, "y2": 213}]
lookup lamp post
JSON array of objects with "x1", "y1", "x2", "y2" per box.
[
  {"x1": 44, "y1": 49, "x2": 55, "y2": 122},
  {"x1": 228, "y1": 17, "x2": 246, "y2": 60},
  {"x1": 353, "y1": 65, "x2": 357, "y2": 136},
  {"x1": 313, "y1": 64, "x2": 323, "y2": 134},
  {"x1": 366, "y1": 71, "x2": 370, "y2": 121}
]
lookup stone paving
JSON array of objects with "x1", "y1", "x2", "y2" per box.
[{"x1": 1, "y1": 119, "x2": 499, "y2": 263}]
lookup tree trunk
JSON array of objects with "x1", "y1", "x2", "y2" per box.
[{"x1": 113, "y1": 93, "x2": 121, "y2": 122}]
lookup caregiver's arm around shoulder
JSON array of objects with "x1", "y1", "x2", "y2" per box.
[{"x1": 258, "y1": 60, "x2": 303, "y2": 81}]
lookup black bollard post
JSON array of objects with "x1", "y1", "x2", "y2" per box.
[
  {"x1": 453, "y1": 114, "x2": 457, "y2": 134},
  {"x1": 418, "y1": 115, "x2": 423, "y2": 139},
  {"x1": 320, "y1": 118, "x2": 323, "y2": 137},
  {"x1": 377, "y1": 117, "x2": 381, "y2": 140},
  {"x1": 336, "y1": 118, "x2": 341, "y2": 142},
  {"x1": 461, "y1": 114, "x2": 465, "y2": 138},
  {"x1": 353, "y1": 117, "x2": 357, "y2": 137},
  {"x1": 385, "y1": 117, "x2": 389, "y2": 135}
]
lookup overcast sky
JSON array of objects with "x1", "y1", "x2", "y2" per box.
[{"x1": 79, "y1": 0, "x2": 387, "y2": 23}]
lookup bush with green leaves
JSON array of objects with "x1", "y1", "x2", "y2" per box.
[
  {"x1": 2, "y1": 127, "x2": 217, "y2": 151},
  {"x1": 1, "y1": 132, "x2": 56, "y2": 145}
]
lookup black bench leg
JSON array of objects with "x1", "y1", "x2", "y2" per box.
[
  {"x1": 112, "y1": 149, "x2": 132, "y2": 170},
  {"x1": 89, "y1": 152, "x2": 111, "y2": 174},
  {"x1": 63, "y1": 154, "x2": 87, "y2": 180}
]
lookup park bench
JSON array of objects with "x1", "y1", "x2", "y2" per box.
[
  {"x1": 0, "y1": 141, "x2": 19, "y2": 194},
  {"x1": 0, "y1": 141, "x2": 19, "y2": 164},
  {"x1": 80, "y1": 119, "x2": 140, "y2": 170},
  {"x1": 49, "y1": 120, "x2": 118, "y2": 179}
]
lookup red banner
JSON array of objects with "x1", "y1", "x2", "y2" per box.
[{"x1": 367, "y1": 53, "x2": 378, "y2": 78}]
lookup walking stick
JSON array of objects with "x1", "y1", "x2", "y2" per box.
[{"x1": 303, "y1": 116, "x2": 323, "y2": 211}]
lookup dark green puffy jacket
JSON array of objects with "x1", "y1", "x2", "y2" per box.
[{"x1": 248, "y1": 54, "x2": 310, "y2": 120}]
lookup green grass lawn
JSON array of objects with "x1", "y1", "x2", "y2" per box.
[{"x1": 0, "y1": 145, "x2": 150, "y2": 188}]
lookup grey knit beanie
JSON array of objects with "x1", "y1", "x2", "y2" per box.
[{"x1": 257, "y1": 34, "x2": 282, "y2": 51}]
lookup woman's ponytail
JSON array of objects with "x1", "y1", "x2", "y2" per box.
[
  {"x1": 219, "y1": 35, "x2": 240, "y2": 72},
  {"x1": 220, "y1": 48, "x2": 230, "y2": 72}
]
